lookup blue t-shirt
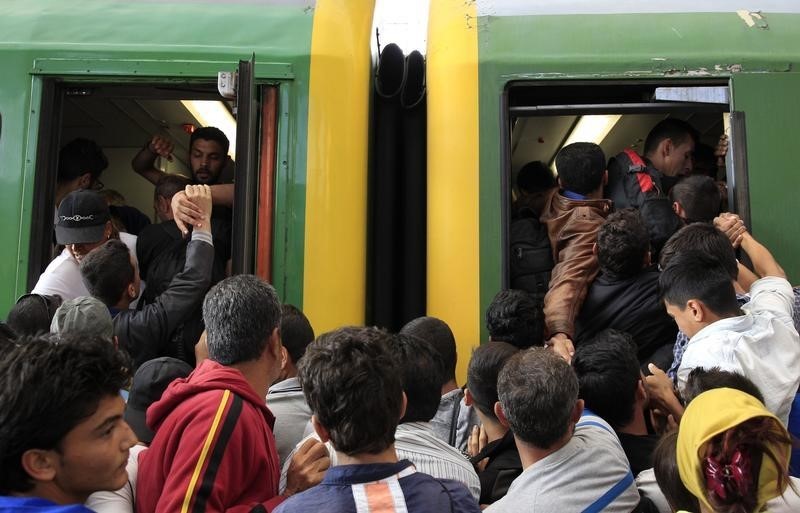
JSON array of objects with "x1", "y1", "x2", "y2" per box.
[{"x1": 0, "y1": 496, "x2": 94, "y2": 512}]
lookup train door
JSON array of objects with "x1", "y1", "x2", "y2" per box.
[
  {"x1": 502, "y1": 80, "x2": 743, "y2": 287},
  {"x1": 26, "y1": 61, "x2": 280, "y2": 292}
]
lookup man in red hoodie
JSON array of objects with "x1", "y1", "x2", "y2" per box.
[{"x1": 136, "y1": 275, "x2": 329, "y2": 513}]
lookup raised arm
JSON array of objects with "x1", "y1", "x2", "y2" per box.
[
  {"x1": 131, "y1": 135, "x2": 174, "y2": 185},
  {"x1": 739, "y1": 231, "x2": 786, "y2": 279}
]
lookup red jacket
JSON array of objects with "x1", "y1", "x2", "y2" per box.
[{"x1": 136, "y1": 359, "x2": 283, "y2": 513}]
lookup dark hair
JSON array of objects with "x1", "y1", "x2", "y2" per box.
[
  {"x1": 517, "y1": 161, "x2": 556, "y2": 194},
  {"x1": 400, "y1": 316, "x2": 457, "y2": 381},
  {"x1": 203, "y1": 275, "x2": 281, "y2": 365},
  {"x1": 57, "y1": 138, "x2": 108, "y2": 184},
  {"x1": 0, "y1": 322, "x2": 16, "y2": 353},
  {"x1": 190, "y1": 126, "x2": 230, "y2": 155},
  {"x1": 572, "y1": 330, "x2": 640, "y2": 429},
  {"x1": 703, "y1": 417, "x2": 792, "y2": 513},
  {"x1": 467, "y1": 341, "x2": 519, "y2": 420},
  {"x1": 554, "y1": 142, "x2": 606, "y2": 195},
  {"x1": 6, "y1": 294, "x2": 62, "y2": 337},
  {"x1": 384, "y1": 333, "x2": 446, "y2": 423},
  {"x1": 659, "y1": 250, "x2": 741, "y2": 316},
  {"x1": 654, "y1": 431, "x2": 701, "y2": 513},
  {"x1": 659, "y1": 223, "x2": 738, "y2": 280},
  {"x1": 597, "y1": 209, "x2": 650, "y2": 278},
  {"x1": 643, "y1": 119, "x2": 699, "y2": 157},
  {"x1": 497, "y1": 348, "x2": 579, "y2": 448},
  {"x1": 281, "y1": 304, "x2": 315, "y2": 365},
  {"x1": 692, "y1": 142, "x2": 718, "y2": 179},
  {"x1": 639, "y1": 197, "x2": 684, "y2": 263},
  {"x1": 79, "y1": 239, "x2": 135, "y2": 307},
  {"x1": 670, "y1": 175, "x2": 722, "y2": 223},
  {"x1": 486, "y1": 290, "x2": 539, "y2": 349},
  {"x1": 0, "y1": 333, "x2": 131, "y2": 494},
  {"x1": 154, "y1": 174, "x2": 191, "y2": 201},
  {"x1": 299, "y1": 326, "x2": 403, "y2": 455},
  {"x1": 684, "y1": 368, "x2": 764, "y2": 405}
]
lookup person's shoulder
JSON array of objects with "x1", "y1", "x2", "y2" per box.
[{"x1": 402, "y1": 474, "x2": 481, "y2": 512}]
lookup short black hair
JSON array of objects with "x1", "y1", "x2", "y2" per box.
[
  {"x1": 683, "y1": 367, "x2": 764, "y2": 405},
  {"x1": 572, "y1": 330, "x2": 641, "y2": 428},
  {"x1": 384, "y1": 333, "x2": 446, "y2": 423},
  {"x1": 57, "y1": 138, "x2": 108, "y2": 184},
  {"x1": 643, "y1": 118, "x2": 699, "y2": 157},
  {"x1": 486, "y1": 290, "x2": 539, "y2": 348},
  {"x1": 498, "y1": 348, "x2": 579, "y2": 448},
  {"x1": 659, "y1": 250, "x2": 741, "y2": 316},
  {"x1": 190, "y1": 126, "x2": 230, "y2": 155},
  {"x1": 80, "y1": 239, "x2": 135, "y2": 307},
  {"x1": 0, "y1": 333, "x2": 131, "y2": 494},
  {"x1": 0, "y1": 322, "x2": 16, "y2": 354},
  {"x1": 554, "y1": 142, "x2": 606, "y2": 195},
  {"x1": 467, "y1": 341, "x2": 518, "y2": 420},
  {"x1": 299, "y1": 326, "x2": 403, "y2": 456},
  {"x1": 6, "y1": 294, "x2": 62, "y2": 337},
  {"x1": 154, "y1": 174, "x2": 191, "y2": 201},
  {"x1": 659, "y1": 223, "x2": 738, "y2": 280},
  {"x1": 517, "y1": 161, "x2": 556, "y2": 194},
  {"x1": 597, "y1": 209, "x2": 650, "y2": 279},
  {"x1": 203, "y1": 275, "x2": 282, "y2": 365},
  {"x1": 400, "y1": 316, "x2": 457, "y2": 381},
  {"x1": 281, "y1": 304, "x2": 315, "y2": 365},
  {"x1": 669, "y1": 175, "x2": 722, "y2": 223}
]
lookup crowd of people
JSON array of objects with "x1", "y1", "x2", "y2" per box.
[{"x1": 1, "y1": 119, "x2": 799, "y2": 513}]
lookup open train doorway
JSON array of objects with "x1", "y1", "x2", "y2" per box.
[{"x1": 501, "y1": 80, "x2": 745, "y2": 289}]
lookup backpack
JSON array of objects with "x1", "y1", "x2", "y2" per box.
[
  {"x1": 606, "y1": 149, "x2": 663, "y2": 209},
  {"x1": 509, "y1": 208, "x2": 553, "y2": 345}
]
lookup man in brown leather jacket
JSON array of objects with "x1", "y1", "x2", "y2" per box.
[{"x1": 540, "y1": 142, "x2": 612, "y2": 361}]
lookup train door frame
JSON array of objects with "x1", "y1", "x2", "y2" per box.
[
  {"x1": 23, "y1": 59, "x2": 293, "y2": 294},
  {"x1": 499, "y1": 79, "x2": 745, "y2": 288}
]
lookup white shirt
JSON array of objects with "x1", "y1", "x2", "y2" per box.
[
  {"x1": 85, "y1": 444, "x2": 146, "y2": 513},
  {"x1": 677, "y1": 276, "x2": 800, "y2": 424},
  {"x1": 32, "y1": 232, "x2": 144, "y2": 307}
]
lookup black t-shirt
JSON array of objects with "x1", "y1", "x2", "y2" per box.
[{"x1": 617, "y1": 432, "x2": 660, "y2": 477}]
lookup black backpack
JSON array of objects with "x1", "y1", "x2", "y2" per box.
[
  {"x1": 606, "y1": 149, "x2": 663, "y2": 210},
  {"x1": 509, "y1": 208, "x2": 553, "y2": 345}
]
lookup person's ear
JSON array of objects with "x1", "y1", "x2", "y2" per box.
[
  {"x1": 279, "y1": 346, "x2": 289, "y2": 371},
  {"x1": 464, "y1": 388, "x2": 474, "y2": 406},
  {"x1": 672, "y1": 201, "x2": 687, "y2": 220},
  {"x1": 592, "y1": 242, "x2": 598, "y2": 256},
  {"x1": 686, "y1": 299, "x2": 706, "y2": 322},
  {"x1": 643, "y1": 250, "x2": 652, "y2": 268},
  {"x1": 572, "y1": 399, "x2": 584, "y2": 423},
  {"x1": 557, "y1": 177, "x2": 564, "y2": 189},
  {"x1": 268, "y1": 327, "x2": 282, "y2": 361},
  {"x1": 494, "y1": 401, "x2": 510, "y2": 428},
  {"x1": 399, "y1": 391, "x2": 408, "y2": 421},
  {"x1": 602, "y1": 169, "x2": 608, "y2": 186},
  {"x1": 311, "y1": 415, "x2": 331, "y2": 444},
  {"x1": 103, "y1": 221, "x2": 113, "y2": 241},
  {"x1": 78, "y1": 172, "x2": 92, "y2": 190},
  {"x1": 21, "y1": 449, "x2": 57, "y2": 483}
]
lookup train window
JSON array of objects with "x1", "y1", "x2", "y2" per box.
[{"x1": 501, "y1": 80, "x2": 743, "y2": 288}]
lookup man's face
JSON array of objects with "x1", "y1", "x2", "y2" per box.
[
  {"x1": 665, "y1": 301, "x2": 699, "y2": 339},
  {"x1": 50, "y1": 395, "x2": 137, "y2": 502},
  {"x1": 67, "y1": 223, "x2": 111, "y2": 263},
  {"x1": 664, "y1": 139, "x2": 695, "y2": 177},
  {"x1": 190, "y1": 138, "x2": 226, "y2": 185},
  {"x1": 129, "y1": 254, "x2": 141, "y2": 300}
]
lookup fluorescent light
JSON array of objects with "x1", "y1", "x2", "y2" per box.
[
  {"x1": 562, "y1": 114, "x2": 621, "y2": 148},
  {"x1": 180, "y1": 100, "x2": 237, "y2": 157}
]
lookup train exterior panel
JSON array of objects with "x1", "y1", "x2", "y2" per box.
[
  {"x1": 0, "y1": 0, "x2": 375, "y2": 334},
  {"x1": 428, "y1": 0, "x2": 800, "y2": 380}
]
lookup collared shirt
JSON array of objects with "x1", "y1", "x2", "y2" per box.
[
  {"x1": 677, "y1": 277, "x2": 800, "y2": 425},
  {"x1": 267, "y1": 376, "x2": 312, "y2": 466},
  {"x1": 395, "y1": 422, "x2": 481, "y2": 501},
  {"x1": 668, "y1": 286, "x2": 800, "y2": 381},
  {"x1": 274, "y1": 460, "x2": 480, "y2": 513}
]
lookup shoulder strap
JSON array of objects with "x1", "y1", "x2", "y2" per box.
[{"x1": 448, "y1": 395, "x2": 462, "y2": 446}]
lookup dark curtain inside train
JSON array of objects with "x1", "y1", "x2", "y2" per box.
[{"x1": 367, "y1": 44, "x2": 427, "y2": 331}]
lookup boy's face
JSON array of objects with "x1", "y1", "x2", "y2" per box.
[
  {"x1": 50, "y1": 394, "x2": 137, "y2": 502},
  {"x1": 665, "y1": 301, "x2": 702, "y2": 339}
]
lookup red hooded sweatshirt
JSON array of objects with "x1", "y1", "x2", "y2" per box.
[{"x1": 136, "y1": 359, "x2": 284, "y2": 513}]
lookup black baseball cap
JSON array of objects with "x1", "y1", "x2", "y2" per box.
[
  {"x1": 55, "y1": 189, "x2": 110, "y2": 245},
  {"x1": 124, "y1": 357, "x2": 193, "y2": 444}
]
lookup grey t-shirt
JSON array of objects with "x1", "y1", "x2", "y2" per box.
[
  {"x1": 430, "y1": 388, "x2": 482, "y2": 452},
  {"x1": 267, "y1": 376, "x2": 312, "y2": 466},
  {"x1": 486, "y1": 413, "x2": 640, "y2": 513}
]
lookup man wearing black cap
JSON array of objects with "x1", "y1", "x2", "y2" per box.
[{"x1": 32, "y1": 190, "x2": 139, "y2": 302}]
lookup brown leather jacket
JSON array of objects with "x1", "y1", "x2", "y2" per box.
[{"x1": 540, "y1": 190, "x2": 612, "y2": 339}]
